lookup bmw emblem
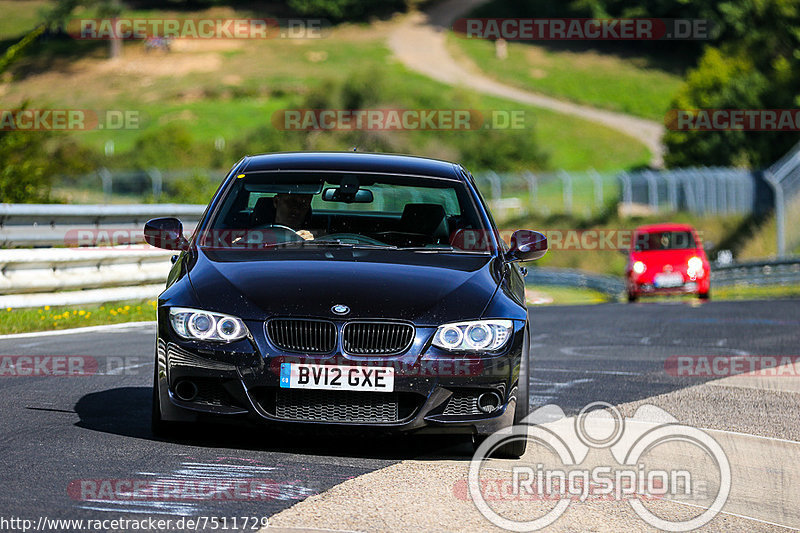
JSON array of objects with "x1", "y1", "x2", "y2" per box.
[{"x1": 331, "y1": 304, "x2": 350, "y2": 316}]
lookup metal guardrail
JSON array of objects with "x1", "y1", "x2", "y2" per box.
[
  {"x1": 526, "y1": 267, "x2": 625, "y2": 296},
  {"x1": 0, "y1": 203, "x2": 204, "y2": 247},
  {"x1": 711, "y1": 256, "x2": 800, "y2": 287},
  {"x1": 1, "y1": 204, "x2": 798, "y2": 308},
  {"x1": 0, "y1": 247, "x2": 174, "y2": 294},
  {"x1": 528, "y1": 257, "x2": 800, "y2": 296}
]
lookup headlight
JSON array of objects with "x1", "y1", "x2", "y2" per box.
[
  {"x1": 169, "y1": 307, "x2": 249, "y2": 342},
  {"x1": 632, "y1": 261, "x2": 646, "y2": 274},
  {"x1": 687, "y1": 257, "x2": 703, "y2": 271},
  {"x1": 432, "y1": 320, "x2": 513, "y2": 352}
]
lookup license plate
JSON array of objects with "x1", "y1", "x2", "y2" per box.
[
  {"x1": 280, "y1": 363, "x2": 394, "y2": 392},
  {"x1": 654, "y1": 272, "x2": 684, "y2": 288}
]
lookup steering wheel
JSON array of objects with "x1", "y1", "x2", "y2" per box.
[
  {"x1": 316, "y1": 233, "x2": 389, "y2": 246},
  {"x1": 249, "y1": 224, "x2": 305, "y2": 244}
]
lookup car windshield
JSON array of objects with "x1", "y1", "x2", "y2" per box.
[
  {"x1": 634, "y1": 230, "x2": 696, "y2": 251},
  {"x1": 201, "y1": 171, "x2": 494, "y2": 252}
]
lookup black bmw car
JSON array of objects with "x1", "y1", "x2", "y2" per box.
[{"x1": 145, "y1": 152, "x2": 546, "y2": 457}]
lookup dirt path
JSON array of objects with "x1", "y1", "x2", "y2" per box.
[{"x1": 387, "y1": 0, "x2": 665, "y2": 167}]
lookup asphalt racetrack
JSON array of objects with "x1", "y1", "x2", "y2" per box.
[{"x1": 0, "y1": 299, "x2": 798, "y2": 532}]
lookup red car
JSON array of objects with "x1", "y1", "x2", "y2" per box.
[{"x1": 624, "y1": 223, "x2": 710, "y2": 302}]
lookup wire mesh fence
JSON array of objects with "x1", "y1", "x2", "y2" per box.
[
  {"x1": 54, "y1": 163, "x2": 776, "y2": 227},
  {"x1": 473, "y1": 167, "x2": 768, "y2": 220},
  {"x1": 765, "y1": 141, "x2": 800, "y2": 257}
]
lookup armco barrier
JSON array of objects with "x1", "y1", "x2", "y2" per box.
[{"x1": 0, "y1": 203, "x2": 204, "y2": 247}]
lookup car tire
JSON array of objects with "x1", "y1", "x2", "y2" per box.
[
  {"x1": 627, "y1": 291, "x2": 638, "y2": 303},
  {"x1": 698, "y1": 290, "x2": 710, "y2": 300},
  {"x1": 151, "y1": 362, "x2": 179, "y2": 438},
  {"x1": 473, "y1": 322, "x2": 530, "y2": 459}
]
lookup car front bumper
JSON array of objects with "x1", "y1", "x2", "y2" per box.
[{"x1": 154, "y1": 318, "x2": 526, "y2": 437}]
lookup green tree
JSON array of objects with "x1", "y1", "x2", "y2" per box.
[
  {"x1": 0, "y1": 130, "x2": 56, "y2": 203},
  {"x1": 664, "y1": 0, "x2": 800, "y2": 167},
  {"x1": 287, "y1": 0, "x2": 406, "y2": 21}
]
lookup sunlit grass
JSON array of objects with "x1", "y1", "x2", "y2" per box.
[
  {"x1": 447, "y1": 33, "x2": 682, "y2": 121},
  {"x1": 1, "y1": 299, "x2": 156, "y2": 335},
  {"x1": 2, "y1": 7, "x2": 650, "y2": 173},
  {"x1": 526, "y1": 285, "x2": 613, "y2": 306},
  {"x1": 712, "y1": 284, "x2": 800, "y2": 301}
]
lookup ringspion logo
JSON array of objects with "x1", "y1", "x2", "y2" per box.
[{"x1": 469, "y1": 402, "x2": 730, "y2": 531}]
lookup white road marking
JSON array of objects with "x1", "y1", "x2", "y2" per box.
[
  {"x1": 0, "y1": 321, "x2": 156, "y2": 340},
  {"x1": 537, "y1": 367, "x2": 641, "y2": 376},
  {"x1": 96, "y1": 362, "x2": 150, "y2": 376},
  {"x1": 531, "y1": 377, "x2": 593, "y2": 404}
]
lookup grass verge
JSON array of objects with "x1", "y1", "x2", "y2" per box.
[
  {"x1": 526, "y1": 285, "x2": 614, "y2": 306},
  {"x1": 0, "y1": 300, "x2": 156, "y2": 335},
  {"x1": 525, "y1": 283, "x2": 800, "y2": 308},
  {"x1": 1, "y1": 284, "x2": 797, "y2": 335},
  {"x1": 4, "y1": 10, "x2": 650, "y2": 173},
  {"x1": 712, "y1": 284, "x2": 800, "y2": 301},
  {"x1": 446, "y1": 31, "x2": 683, "y2": 122}
]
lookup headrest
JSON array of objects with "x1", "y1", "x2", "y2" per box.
[
  {"x1": 400, "y1": 203, "x2": 448, "y2": 240},
  {"x1": 251, "y1": 196, "x2": 276, "y2": 226}
]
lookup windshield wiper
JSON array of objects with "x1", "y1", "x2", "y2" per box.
[
  {"x1": 269, "y1": 240, "x2": 353, "y2": 249},
  {"x1": 398, "y1": 246, "x2": 488, "y2": 254},
  {"x1": 268, "y1": 240, "x2": 398, "y2": 250}
]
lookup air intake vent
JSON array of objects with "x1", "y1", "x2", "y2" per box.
[
  {"x1": 342, "y1": 322, "x2": 414, "y2": 355},
  {"x1": 275, "y1": 390, "x2": 399, "y2": 423},
  {"x1": 443, "y1": 392, "x2": 482, "y2": 416},
  {"x1": 267, "y1": 319, "x2": 336, "y2": 353}
]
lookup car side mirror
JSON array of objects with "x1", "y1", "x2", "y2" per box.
[
  {"x1": 507, "y1": 230, "x2": 547, "y2": 262},
  {"x1": 144, "y1": 217, "x2": 189, "y2": 250}
]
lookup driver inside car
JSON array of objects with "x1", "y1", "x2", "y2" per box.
[{"x1": 273, "y1": 193, "x2": 314, "y2": 240}]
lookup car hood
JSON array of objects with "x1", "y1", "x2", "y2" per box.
[{"x1": 186, "y1": 247, "x2": 501, "y2": 325}]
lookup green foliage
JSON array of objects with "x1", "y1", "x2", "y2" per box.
[
  {"x1": 287, "y1": 0, "x2": 406, "y2": 20},
  {"x1": 477, "y1": 0, "x2": 800, "y2": 167},
  {"x1": 0, "y1": 122, "x2": 100, "y2": 203},
  {"x1": 226, "y1": 65, "x2": 548, "y2": 172},
  {"x1": 118, "y1": 123, "x2": 211, "y2": 170},
  {"x1": 665, "y1": 0, "x2": 800, "y2": 167},
  {"x1": 0, "y1": 129, "x2": 55, "y2": 203},
  {"x1": 0, "y1": 25, "x2": 45, "y2": 74},
  {"x1": 159, "y1": 173, "x2": 221, "y2": 205}
]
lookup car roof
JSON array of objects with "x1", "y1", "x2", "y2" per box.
[
  {"x1": 635, "y1": 223, "x2": 697, "y2": 233},
  {"x1": 240, "y1": 152, "x2": 463, "y2": 179}
]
